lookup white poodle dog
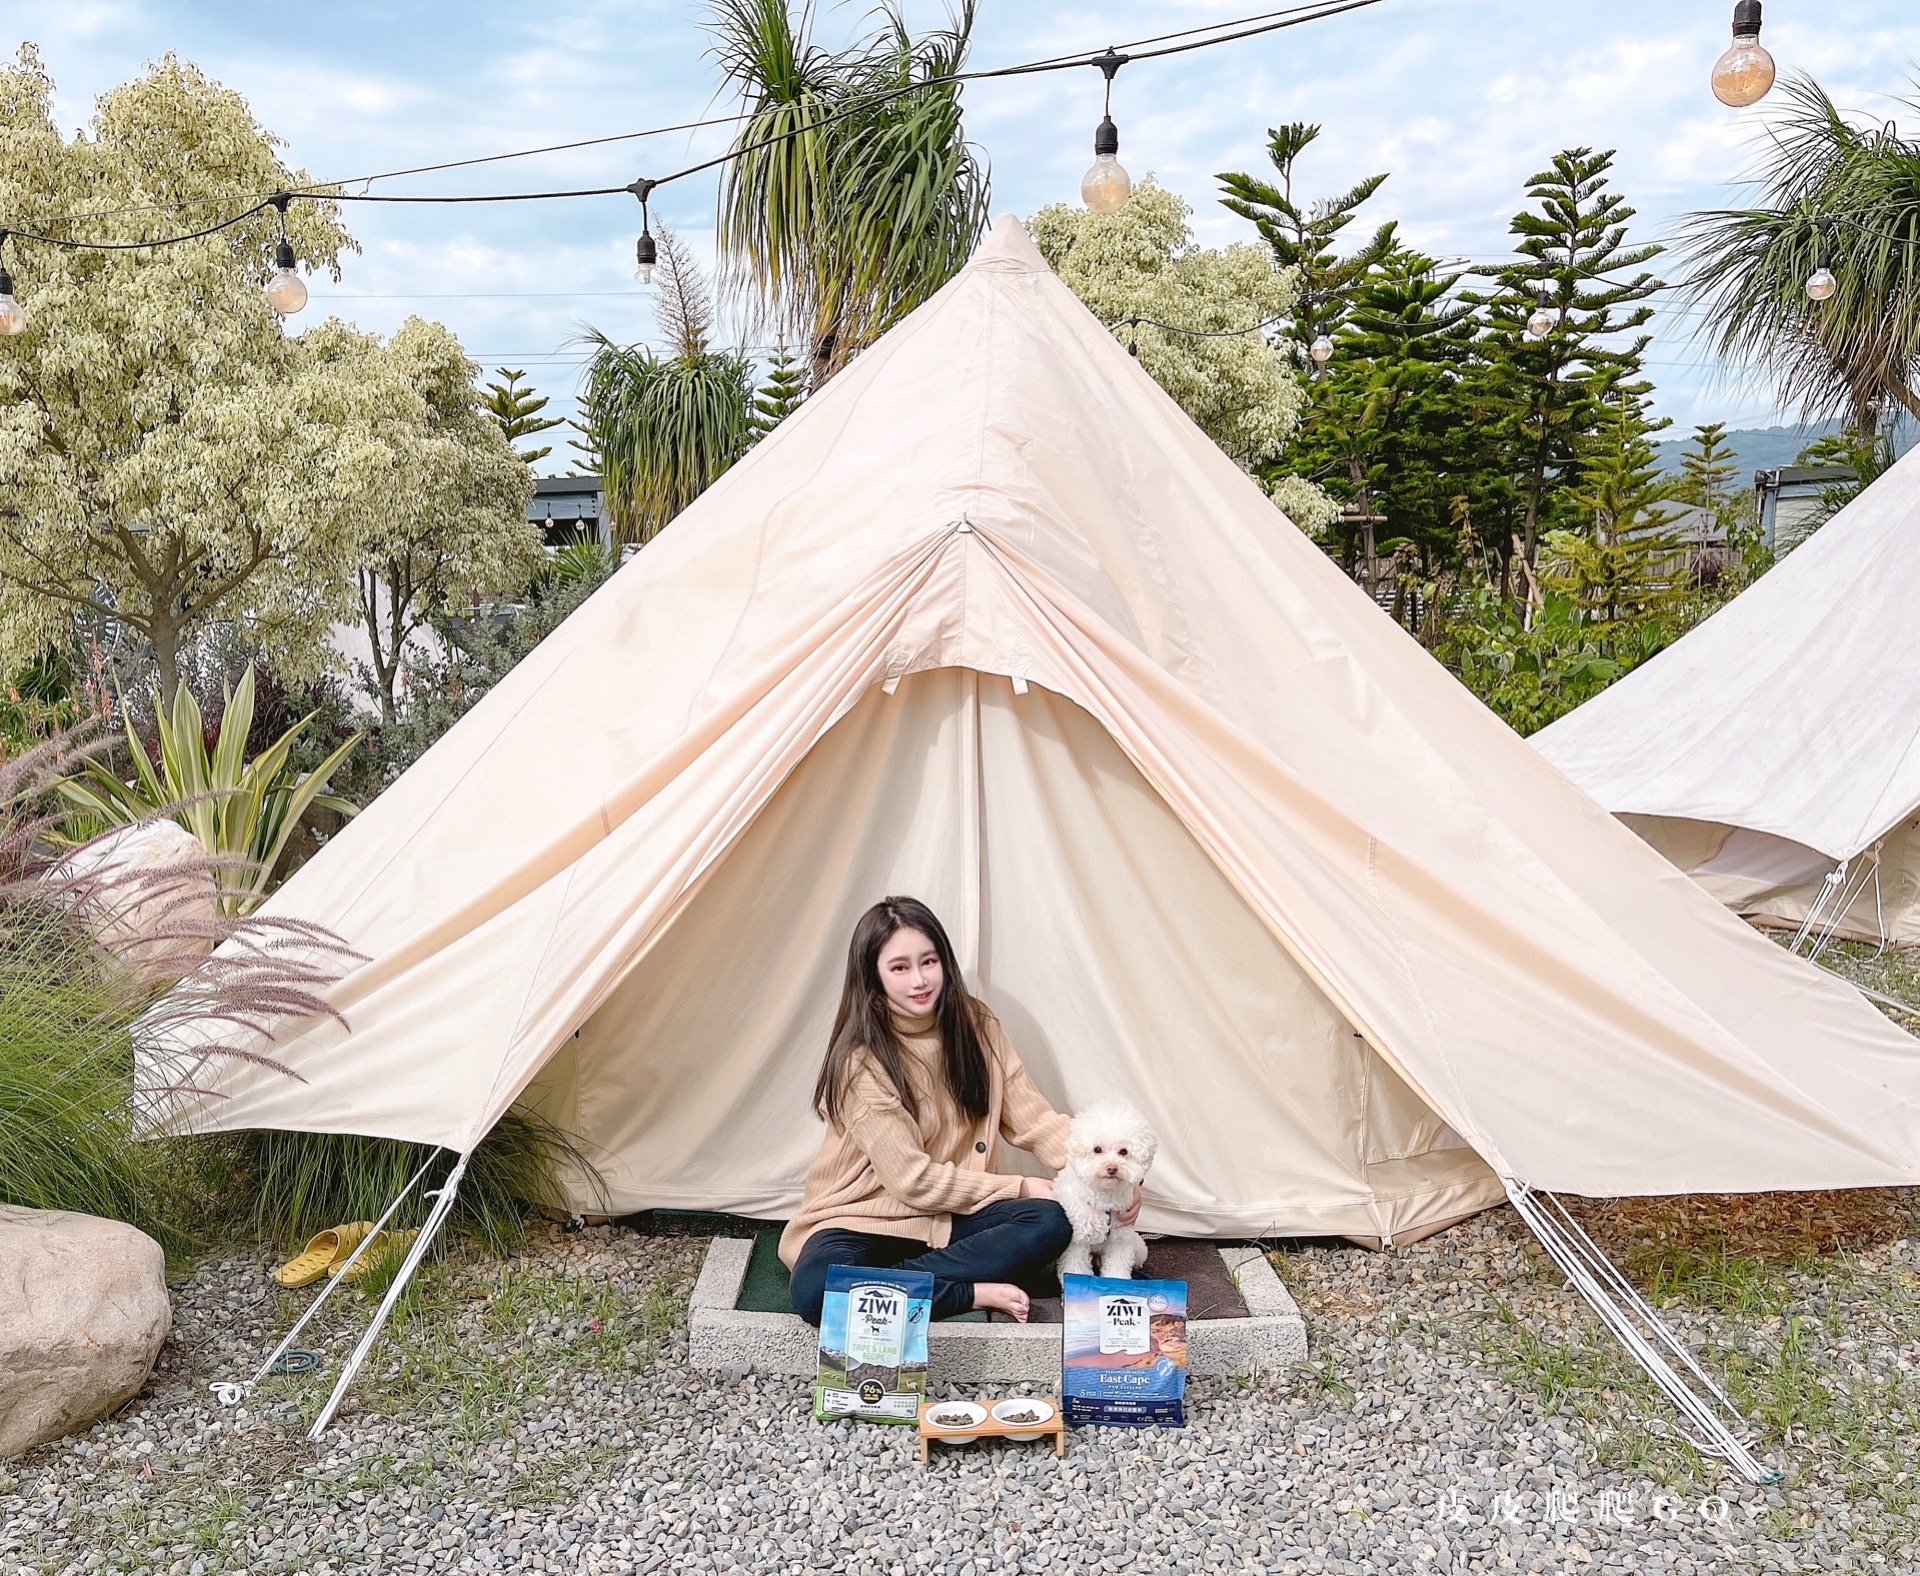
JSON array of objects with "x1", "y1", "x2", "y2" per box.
[{"x1": 1054, "y1": 1103, "x2": 1158, "y2": 1281}]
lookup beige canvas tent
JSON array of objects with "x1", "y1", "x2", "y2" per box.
[
  {"x1": 150, "y1": 221, "x2": 1920, "y2": 1461},
  {"x1": 1532, "y1": 444, "x2": 1920, "y2": 951}
]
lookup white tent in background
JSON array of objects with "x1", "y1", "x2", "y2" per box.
[
  {"x1": 1533, "y1": 445, "x2": 1920, "y2": 953},
  {"x1": 152, "y1": 220, "x2": 1920, "y2": 1471}
]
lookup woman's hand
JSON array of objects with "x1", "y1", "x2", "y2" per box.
[
  {"x1": 1019, "y1": 1176, "x2": 1055, "y2": 1201},
  {"x1": 1113, "y1": 1184, "x2": 1143, "y2": 1226}
]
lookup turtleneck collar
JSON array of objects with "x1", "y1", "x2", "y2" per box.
[{"x1": 889, "y1": 1003, "x2": 938, "y2": 1038}]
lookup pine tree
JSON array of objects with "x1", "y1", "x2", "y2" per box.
[
  {"x1": 483, "y1": 369, "x2": 565, "y2": 465},
  {"x1": 1463, "y1": 147, "x2": 1664, "y2": 596},
  {"x1": 1545, "y1": 391, "x2": 1681, "y2": 638},
  {"x1": 1217, "y1": 123, "x2": 1398, "y2": 362},
  {"x1": 1676, "y1": 421, "x2": 1738, "y2": 510},
  {"x1": 752, "y1": 347, "x2": 808, "y2": 441}
]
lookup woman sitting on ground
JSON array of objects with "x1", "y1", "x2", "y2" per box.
[{"x1": 782, "y1": 895, "x2": 1137, "y2": 1325}]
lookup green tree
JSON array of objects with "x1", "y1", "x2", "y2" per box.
[
  {"x1": 1542, "y1": 391, "x2": 1681, "y2": 638},
  {"x1": 1217, "y1": 122, "x2": 1397, "y2": 364},
  {"x1": 1681, "y1": 76, "x2": 1920, "y2": 436},
  {"x1": 711, "y1": 0, "x2": 986, "y2": 387},
  {"x1": 752, "y1": 346, "x2": 808, "y2": 440},
  {"x1": 1027, "y1": 180, "x2": 1331, "y2": 527},
  {"x1": 1464, "y1": 147, "x2": 1663, "y2": 596},
  {"x1": 0, "y1": 48, "x2": 357, "y2": 705},
  {"x1": 1675, "y1": 421, "x2": 1738, "y2": 509},
  {"x1": 581, "y1": 227, "x2": 757, "y2": 543},
  {"x1": 1275, "y1": 244, "x2": 1483, "y2": 594},
  {"x1": 483, "y1": 368, "x2": 564, "y2": 465},
  {"x1": 313, "y1": 320, "x2": 541, "y2": 721}
]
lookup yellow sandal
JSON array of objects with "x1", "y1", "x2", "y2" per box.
[
  {"x1": 272, "y1": 1221, "x2": 374, "y2": 1288},
  {"x1": 328, "y1": 1228, "x2": 420, "y2": 1283}
]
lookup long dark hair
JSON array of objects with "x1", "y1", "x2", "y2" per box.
[{"x1": 814, "y1": 896, "x2": 992, "y2": 1128}]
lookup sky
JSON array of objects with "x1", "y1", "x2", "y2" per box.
[{"x1": 7, "y1": 0, "x2": 1920, "y2": 468}]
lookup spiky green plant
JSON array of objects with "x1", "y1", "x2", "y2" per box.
[
  {"x1": 711, "y1": 0, "x2": 986, "y2": 386},
  {"x1": 0, "y1": 729, "x2": 356, "y2": 1254},
  {"x1": 243, "y1": 1107, "x2": 604, "y2": 1255},
  {"x1": 58, "y1": 666, "x2": 361, "y2": 913},
  {"x1": 581, "y1": 227, "x2": 758, "y2": 543},
  {"x1": 1680, "y1": 75, "x2": 1920, "y2": 434}
]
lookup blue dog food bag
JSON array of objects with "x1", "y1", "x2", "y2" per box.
[
  {"x1": 1061, "y1": 1274, "x2": 1187, "y2": 1427},
  {"x1": 814, "y1": 1265, "x2": 932, "y2": 1424}
]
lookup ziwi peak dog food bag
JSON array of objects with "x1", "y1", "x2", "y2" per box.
[
  {"x1": 814, "y1": 1265, "x2": 932, "y2": 1424},
  {"x1": 1061, "y1": 1274, "x2": 1188, "y2": 1427}
]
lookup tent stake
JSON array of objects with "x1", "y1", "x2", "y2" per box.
[
  {"x1": 308, "y1": 1153, "x2": 470, "y2": 1440},
  {"x1": 1505, "y1": 1182, "x2": 1780, "y2": 1484}
]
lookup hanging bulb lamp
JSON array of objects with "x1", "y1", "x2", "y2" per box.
[
  {"x1": 262, "y1": 195, "x2": 308, "y2": 317},
  {"x1": 1309, "y1": 334, "x2": 1334, "y2": 367},
  {"x1": 1526, "y1": 282, "x2": 1555, "y2": 339},
  {"x1": 0, "y1": 233, "x2": 24, "y2": 337},
  {"x1": 1805, "y1": 218, "x2": 1838, "y2": 303},
  {"x1": 1711, "y1": 0, "x2": 1775, "y2": 107},
  {"x1": 628, "y1": 177, "x2": 659, "y2": 284},
  {"x1": 1081, "y1": 50, "x2": 1133, "y2": 213}
]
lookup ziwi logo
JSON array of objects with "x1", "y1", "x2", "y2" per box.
[
  {"x1": 846, "y1": 1282, "x2": 909, "y2": 1367},
  {"x1": 1098, "y1": 1292, "x2": 1151, "y2": 1355}
]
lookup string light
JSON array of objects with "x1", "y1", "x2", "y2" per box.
[
  {"x1": 1805, "y1": 220, "x2": 1837, "y2": 302},
  {"x1": 0, "y1": 232, "x2": 24, "y2": 336},
  {"x1": 1082, "y1": 50, "x2": 1133, "y2": 214},
  {"x1": 628, "y1": 178, "x2": 658, "y2": 285},
  {"x1": 262, "y1": 193, "x2": 308, "y2": 317},
  {"x1": 1711, "y1": 0, "x2": 1775, "y2": 108},
  {"x1": 0, "y1": 1, "x2": 1386, "y2": 301},
  {"x1": 1309, "y1": 334, "x2": 1334, "y2": 368},
  {"x1": 1525, "y1": 282, "x2": 1555, "y2": 339}
]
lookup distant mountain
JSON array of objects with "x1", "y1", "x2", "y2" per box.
[
  {"x1": 1655, "y1": 416, "x2": 1916, "y2": 481},
  {"x1": 1653, "y1": 421, "x2": 1841, "y2": 480}
]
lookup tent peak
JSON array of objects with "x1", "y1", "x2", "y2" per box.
[{"x1": 967, "y1": 213, "x2": 1049, "y2": 274}]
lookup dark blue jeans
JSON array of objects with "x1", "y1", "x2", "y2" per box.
[{"x1": 789, "y1": 1197, "x2": 1072, "y2": 1324}]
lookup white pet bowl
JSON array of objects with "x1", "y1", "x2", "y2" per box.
[
  {"x1": 923, "y1": 1400, "x2": 987, "y2": 1440},
  {"x1": 990, "y1": 1397, "x2": 1056, "y2": 1442}
]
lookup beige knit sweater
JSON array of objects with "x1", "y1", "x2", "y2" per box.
[{"x1": 777, "y1": 1006, "x2": 1071, "y2": 1267}]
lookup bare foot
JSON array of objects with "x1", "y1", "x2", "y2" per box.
[{"x1": 972, "y1": 1282, "x2": 1030, "y2": 1321}]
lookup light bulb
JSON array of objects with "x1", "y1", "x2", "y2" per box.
[
  {"x1": 1711, "y1": 1, "x2": 1774, "y2": 107},
  {"x1": 1309, "y1": 334, "x2": 1334, "y2": 366},
  {"x1": 634, "y1": 231, "x2": 657, "y2": 285},
  {"x1": 1805, "y1": 266, "x2": 1838, "y2": 302},
  {"x1": 1082, "y1": 152, "x2": 1132, "y2": 214},
  {"x1": 1082, "y1": 111, "x2": 1131, "y2": 213},
  {"x1": 0, "y1": 267, "x2": 23, "y2": 337},
  {"x1": 263, "y1": 236, "x2": 306, "y2": 317},
  {"x1": 1526, "y1": 305, "x2": 1555, "y2": 339}
]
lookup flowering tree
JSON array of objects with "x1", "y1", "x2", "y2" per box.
[
  {"x1": 0, "y1": 48, "x2": 357, "y2": 702},
  {"x1": 1026, "y1": 181, "x2": 1335, "y2": 532},
  {"x1": 302, "y1": 319, "x2": 540, "y2": 720}
]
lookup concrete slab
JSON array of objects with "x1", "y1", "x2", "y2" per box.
[{"x1": 687, "y1": 1237, "x2": 1307, "y2": 1383}]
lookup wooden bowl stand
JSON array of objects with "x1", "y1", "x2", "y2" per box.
[{"x1": 917, "y1": 1399, "x2": 1066, "y2": 1461}]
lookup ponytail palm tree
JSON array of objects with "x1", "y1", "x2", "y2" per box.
[
  {"x1": 1680, "y1": 76, "x2": 1920, "y2": 433},
  {"x1": 580, "y1": 228, "x2": 758, "y2": 544},
  {"x1": 710, "y1": 0, "x2": 988, "y2": 386}
]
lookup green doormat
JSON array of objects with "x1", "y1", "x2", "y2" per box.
[{"x1": 735, "y1": 1229, "x2": 986, "y2": 1321}]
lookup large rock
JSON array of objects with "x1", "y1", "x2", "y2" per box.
[{"x1": 0, "y1": 1207, "x2": 171, "y2": 1459}]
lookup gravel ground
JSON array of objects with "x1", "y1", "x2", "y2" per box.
[{"x1": 2, "y1": 1209, "x2": 1915, "y2": 1575}]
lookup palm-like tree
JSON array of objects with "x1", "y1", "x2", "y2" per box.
[
  {"x1": 580, "y1": 228, "x2": 758, "y2": 544},
  {"x1": 1681, "y1": 76, "x2": 1920, "y2": 434},
  {"x1": 710, "y1": 0, "x2": 987, "y2": 387}
]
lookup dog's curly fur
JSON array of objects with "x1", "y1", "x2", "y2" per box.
[{"x1": 1054, "y1": 1102, "x2": 1157, "y2": 1281}]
